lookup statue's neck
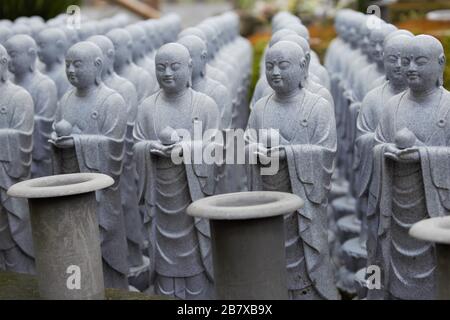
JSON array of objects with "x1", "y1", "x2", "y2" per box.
[
  {"x1": 191, "y1": 73, "x2": 206, "y2": 89},
  {"x1": 274, "y1": 87, "x2": 303, "y2": 102},
  {"x1": 14, "y1": 69, "x2": 35, "y2": 84},
  {"x1": 388, "y1": 80, "x2": 407, "y2": 95},
  {"x1": 45, "y1": 59, "x2": 63, "y2": 73},
  {"x1": 76, "y1": 84, "x2": 101, "y2": 97},
  {"x1": 163, "y1": 87, "x2": 190, "y2": 100},
  {"x1": 410, "y1": 86, "x2": 441, "y2": 100}
]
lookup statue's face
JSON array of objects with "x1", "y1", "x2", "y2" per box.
[
  {"x1": 155, "y1": 50, "x2": 191, "y2": 93},
  {"x1": 110, "y1": 36, "x2": 132, "y2": 69},
  {"x1": 384, "y1": 37, "x2": 408, "y2": 84},
  {"x1": 265, "y1": 46, "x2": 304, "y2": 95},
  {"x1": 36, "y1": 33, "x2": 59, "y2": 65},
  {"x1": 401, "y1": 40, "x2": 443, "y2": 92},
  {"x1": 360, "y1": 27, "x2": 371, "y2": 54},
  {"x1": 65, "y1": 49, "x2": 98, "y2": 89},
  {"x1": 5, "y1": 41, "x2": 35, "y2": 75},
  {"x1": 370, "y1": 31, "x2": 385, "y2": 62}
]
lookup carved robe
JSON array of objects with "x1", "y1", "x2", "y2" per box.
[
  {"x1": 247, "y1": 90, "x2": 339, "y2": 300},
  {"x1": 369, "y1": 87, "x2": 450, "y2": 299},
  {"x1": 15, "y1": 71, "x2": 57, "y2": 177},
  {"x1": 0, "y1": 82, "x2": 35, "y2": 273},
  {"x1": 134, "y1": 88, "x2": 220, "y2": 299},
  {"x1": 53, "y1": 84, "x2": 129, "y2": 289}
]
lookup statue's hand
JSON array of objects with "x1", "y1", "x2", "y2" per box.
[
  {"x1": 269, "y1": 146, "x2": 286, "y2": 160},
  {"x1": 384, "y1": 144, "x2": 401, "y2": 161},
  {"x1": 149, "y1": 141, "x2": 174, "y2": 158},
  {"x1": 52, "y1": 135, "x2": 74, "y2": 149},
  {"x1": 397, "y1": 148, "x2": 420, "y2": 163}
]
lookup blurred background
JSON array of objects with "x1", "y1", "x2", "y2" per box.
[{"x1": 1, "y1": 0, "x2": 449, "y2": 90}]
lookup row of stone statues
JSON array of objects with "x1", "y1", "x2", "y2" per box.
[
  {"x1": 0, "y1": 11, "x2": 252, "y2": 299},
  {"x1": 326, "y1": 9, "x2": 450, "y2": 299}
]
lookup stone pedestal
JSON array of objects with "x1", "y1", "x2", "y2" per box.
[
  {"x1": 187, "y1": 191, "x2": 304, "y2": 300},
  {"x1": 7, "y1": 173, "x2": 113, "y2": 300},
  {"x1": 128, "y1": 255, "x2": 151, "y2": 292},
  {"x1": 410, "y1": 216, "x2": 450, "y2": 300}
]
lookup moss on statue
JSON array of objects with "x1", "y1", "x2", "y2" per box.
[{"x1": 0, "y1": 271, "x2": 173, "y2": 300}]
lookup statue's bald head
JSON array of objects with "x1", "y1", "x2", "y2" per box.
[
  {"x1": 5, "y1": 34, "x2": 38, "y2": 75},
  {"x1": 178, "y1": 27, "x2": 207, "y2": 42},
  {"x1": 87, "y1": 35, "x2": 115, "y2": 76},
  {"x1": 403, "y1": 35, "x2": 446, "y2": 92},
  {"x1": 155, "y1": 43, "x2": 192, "y2": 93},
  {"x1": 270, "y1": 29, "x2": 296, "y2": 47},
  {"x1": 266, "y1": 41, "x2": 307, "y2": 94},
  {"x1": 106, "y1": 28, "x2": 133, "y2": 69},
  {"x1": 178, "y1": 35, "x2": 207, "y2": 80},
  {"x1": 65, "y1": 41, "x2": 103, "y2": 89},
  {"x1": 36, "y1": 28, "x2": 68, "y2": 65}
]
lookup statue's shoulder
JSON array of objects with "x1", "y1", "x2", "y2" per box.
[
  {"x1": 206, "y1": 77, "x2": 229, "y2": 99},
  {"x1": 252, "y1": 93, "x2": 272, "y2": 114},
  {"x1": 6, "y1": 82, "x2": 33, "y2": 110},
  {"x1": 35, "y1": 71, "x2": 57, "y2": 91},
  {"x1": 137, "y1": 90, "x2": 159, "y2": 113},
  {"x1": 99, "y1": 84, "x2": 126, "y2": 108},
  {"x1": 362, "y1": 84, "x2": 384, "y2": 106}
]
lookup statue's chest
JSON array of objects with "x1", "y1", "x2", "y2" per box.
[
  {"x1": 0, "y1": 90, "x2": 16, "y2": 129},
  {"x1": 262, "y1": 102, "x2": 299, "y2": 140},
  {"x1": 397, "y1": 98, "x2": 440, "y2": 143},
  {"x1": 62, "y1": 97, "x2": 103, "y2": 134},
  {"x1": 154, "y1": 101, "x2": 193, "y2": 133}
]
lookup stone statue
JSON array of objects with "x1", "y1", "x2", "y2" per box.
[
  {"x1": 133, "y1": 43, "x2": 220, "y2": 299},
  {"x1": 354, "y1": 33, "x2": 413, "y2": 260},
  {"x1": 0, "y1": 44, "x2": 35, "y2": 274},
  {"x1": 178, "y1": 35, "x2": 232, "y2": 194},
  {"x1": 5, "y1": 35, "x2": 58, "y2": 178},
  {"x1": 369, "y1": 35, "x2": 450, "y2": 300},
  {"x1": 106, "y1": 28, "x2": 153, "y2": 103},
  {"x1": 125, "y1": 24, "x2": 159, "y2": 95},
  {"x1": 50, "y1": 41, "x2": 129, "y2": 289},
  {"x1": 0, "y1": 27, "x2": 12, "y2": 45},
  {"x1": 36, "y1": 28, "x2": 71, "y2": 100},
  {"x1": 246, "y1": 41, "x2": 338, "y2": 300},
  {"x1": 87, "y1": 35, "x2": 145, "y2": 273}
]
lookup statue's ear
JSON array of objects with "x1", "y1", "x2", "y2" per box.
[
  {"x1": 0, "y1": 57, "x2": 7, "y2": 82},
  {"x1": 300, "y1": 57, "x2": 307, "y2": 70},
  {"x1": 94, "y1": 57, "x2": 103, "y2": 85},
  {"x1": 107, "y1": 48, "x2": 114, "y2": 59},
  {"x1": 439, "y1": 53, "x2": 446, "y2": 67},
  {"x1": 28, "y1": 47, "x2": 37, "y2": 59},
  {"x1": 305, "y1": 52, "x2": 311, "y2": 66},
  {"x1": 201, "y1": 50, "x2": 207, "y2": 61}
]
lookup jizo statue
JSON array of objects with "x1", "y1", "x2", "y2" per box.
[
  {"x1": 36, "y1": 28, "x2": 71, "y2": 100},
  {"x1": 51, "y1": 41, "x2": 129, "y2": 289},
  {"x1": 87, "y1": 35, "x2": 144, "y2": 271},
  {"x1": 133, "y1": 43, "x2": 220, "y2": 299},
  {"x1": 370, "y1": 35, "x2": 450, "y2": 300},
  {"x1": 246, "y1": 41, "x2": 338, "y2": 300},
  {"x1": 5, "y1": 34, "x2": 58, "y2": 178},
  {"x1": 0, "y1": 44, "x2": 35, "y2": 274}
]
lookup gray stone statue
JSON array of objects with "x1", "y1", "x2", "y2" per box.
[
  {"x1": 5, "y1": 34, "x2": 58, "y2": 178},
  {"x1": 246, "y1": 41, "x2": 338, "y2": 300},
  {"x1": 133, "y1": 43, "x2": 220, "y2": 299},
  {"x1": 0, "y1": 44, "x2": 35, "y2": 274},
  {"x1": 178, "y1": 35, "x2": 232, "y2": 194},
  {"x1": 354, "y1": 33, "x2": 413, "y2": 268},
  {"x1": 87, "y1": 35, "x2": 145, "y2": 273},
  {"x1": 50, "y1": 41, "x2": 129, "y2": 289},
  {"x1": 36, "y1": 28, "x2": 71, "y2": 100},
  {"x1": 106, "y1": 28, "x2": 153, "y2": 103},
  {"x1": 370, "y1": 35, "x2": 450, "y2": 300}
]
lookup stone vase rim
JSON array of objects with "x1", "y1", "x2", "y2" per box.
[
  {"x1": 7, "y1": 173, "x2": 114, "y2": 199},
  {"x1": 409, "y1": 216, "x2": 450, "y2": 245},
  {"x1": 187, "y1": 191, "x2": 304, "y2": 220}
]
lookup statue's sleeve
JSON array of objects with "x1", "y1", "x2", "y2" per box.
[
  {"x1": 354, "y1": 91, "x2": 378, "y2": 196},
  {"x1": 288, "y1": 99, "x2": 336, "y2": 205},
  {"x1": 213, "y1": 84, "x2": 232, "y2": 130},
  {"x1": 132, "y1": 99, "x2": 156, "y2": 208},
  {"x1": 244, "y1": 102, "x2": 263, "y2": 191},
  {"x1": 73, "y1": 93, "x2": 126, "y2": 181},
  {"x1": 0, "y1": 90, "x2": 34, "y2": 182},
  {"x1": 420, "y1": 146, "x2": 450, "y2": 215}
]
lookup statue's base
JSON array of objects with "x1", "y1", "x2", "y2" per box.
[
  {"x1": 329, "y1": 178, "x2": 349, "y2": 202},
  {"x1": 341, "y1": 237, "x2": 367, "y2": 272},
  {"x1": 0, "y1": 270, "x2": 172, "y2": 300},
  {"x1": 331, "y1": 195, "x2": 356, "y2": 222},
  {"x1": 336, "y1": 266, "x2": 356, "y2": 297},
  {"x1": 128, "y1": 255, "x2": 151, "y2": 292}
]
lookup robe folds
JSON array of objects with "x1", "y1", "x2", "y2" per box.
[
  {"x1": 0, "y1": 83, "x2": 34, "y2": 268},
  {"x1": 368, "y1": 88, "x2": 450, "y2": 299},
  {"x1": 133, "y1": 89, "x2": 220, "y2": 297},
  {"x1": 53, "y1": 84, "x2": 129, "y2": 287},
  {"x1": 246, "y1": 90, "x2": 339, "y2": 300}
]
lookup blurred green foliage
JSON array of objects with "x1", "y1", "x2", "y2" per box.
[{"x1": 0, "y1": 0, "x2": 81, "y2": 21}]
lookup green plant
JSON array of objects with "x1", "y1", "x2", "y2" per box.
[{"x1": 0, "y1": 0, "x2": 81, "y2": 21}]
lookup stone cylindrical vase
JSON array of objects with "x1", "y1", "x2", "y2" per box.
[
  {"x1": 409, "y1": 216, "x2": 450, "y2": 300},
  {"x1": 7, "y1": 173, "x2": 114, "y2": 300},
  {"x1": 187, "y1": 191, "x2": 304, "y2": 300}
]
